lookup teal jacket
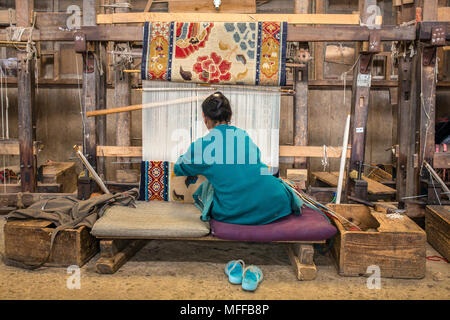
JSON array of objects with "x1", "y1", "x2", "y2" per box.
[{"x1": 173, "y1": 125, "x2": 302, "y2": 225}]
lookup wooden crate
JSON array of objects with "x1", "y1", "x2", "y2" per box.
[
  {"x1": 41, "y1": 162, "x2": 77, "y2": 193},
  {"x1": 425, "y1": 205, "x2": 450, "y2": 261},
  {"x1": 327, "y1": 204, "x2": 426, "y2": 279},
  {"x1": 4, "y1": 220, "x2": 98, "y2": 267}
]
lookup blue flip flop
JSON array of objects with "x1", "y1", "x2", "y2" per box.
[
  {"x1": 242, "y1": 265, "x2": 263, "y2": 291},
  {"x1": 224, "y1": 260, "x2": 245, "y2": 284}
]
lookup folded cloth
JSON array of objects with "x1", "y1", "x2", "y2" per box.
[{"x1": 5, "y1": 188, "x2": 139, "y2": 269}]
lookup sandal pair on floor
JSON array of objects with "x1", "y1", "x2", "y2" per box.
[{"x1": 224, "y1": 260, "x2": 263, "y2": 291}]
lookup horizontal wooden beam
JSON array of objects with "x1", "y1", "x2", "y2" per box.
[
  {"x1": 418, "y1": 22, "x2": 450, "y2": 40},
  {"x1": 97, "y1": 146, "x2": 142, "y2": 157},
  {"x1": 96, "y1": 12, "x2": 360, "y2": 25},
  {"x1": 279, "y1": 146, "x2": 350, "y2": 158},
  {"x1": 0, "y1": 192, "x2": 77, "y2": 207},
  {"x1": 286, "y1": 25, "x2": 416, "y2": 42},
  {"x1": 0, "y1": 140, "x2": 38, "y2": 155},
  {"x1": 0, "y1": 183, "x2": 62, "y2": 194},
  {"x1": 95, "y1": 145, "x2": 350, "y2": 158},
  {"x1": 0, "y1": 25, "x2": 417, "y2": 42}
]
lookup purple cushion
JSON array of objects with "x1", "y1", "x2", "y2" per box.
[{"x1": 210, "y1": 207, "x2": 337, "y2": 242}]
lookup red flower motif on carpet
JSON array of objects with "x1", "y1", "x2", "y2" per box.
[{"x1": 193, "y1": 52, "x2": 232, "y2": 83}]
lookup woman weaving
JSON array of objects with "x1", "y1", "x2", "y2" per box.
[{"x1": 174, "y1": 92, "x2": 299, "y2": 226}]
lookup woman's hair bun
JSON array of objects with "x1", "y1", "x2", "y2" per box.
[{"x1": 202, "y1": 92, "x2": 232, "y2": 123}]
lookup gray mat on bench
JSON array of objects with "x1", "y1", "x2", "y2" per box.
[{"x1": 91, "y1": 201, "x2": 210, "y2": 238}]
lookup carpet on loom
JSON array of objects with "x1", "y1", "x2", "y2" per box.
[
  {"x1": 139, "y1": 161, "x2": 206, "y2": 202},
  {"x1": 141, "y1": 21, "x2": 287, "y2": 86}
]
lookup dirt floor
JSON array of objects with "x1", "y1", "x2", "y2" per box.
[{"x1": 0, "y1": 216, "x2": 448, "y2": 300}]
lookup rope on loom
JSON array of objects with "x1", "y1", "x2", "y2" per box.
[
  {"x1": 280, "y1": 177, "x2": 362, "y2": 231},
  {"x1": 419, "y1": 46, "x2": 437, "y2": 177},
  {"x1": 6, "y1": 11, "x2": 37, "y2": 71}
]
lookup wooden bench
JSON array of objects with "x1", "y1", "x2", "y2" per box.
[{"x1": 95, "y1": 236, "x2": 324, "y2": 281}]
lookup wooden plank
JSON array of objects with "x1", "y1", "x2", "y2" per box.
[
  {"x1": 286, "y1": 169, "x2": 308, "y2": 182},
  {"x1": 434, "y1": 152, "x2": 450, "y2": 169},
  {"x1": 313, "y1": 171, "x2": 396, "y2": 195},
  {"x1": 96, "y1": 12, "x2": 361, "y2": 25},
  {"x1": 95, "y1": 234, "x2": 325, "y2": 244},
  {"x1": 437, "y1": 7, "x2": 450, "y2": 22},
  {"x1": 169, "y1": 0, "x2": 256, "y2": 13},
  {"x1": 280, "y1": 146, "x2": 350, "y2": 158},
  {"x1": 97, "y1": 146, "x2": 142, "y2": 157},
  {"x1": 0, "y1": 192, "x2": 77, "y2": 208},
  {"x1": 95, "y1": 145, "x2": 350, "y2": 158},
  {"x1": 0, "y1": 9, "x2": 16, "y2": 25},
  {"x1": 367, "y1": 166, "x2": 393, "y2": 182},
  {"x1": 0, "y1": 183, "x2": 62, "y2": 194},
  {"x1": 312, "y1": 171, "x2": 340, "y2": 187},
  {"x1": 0, "y1": 141, "x2": 37, "y2": 155}
]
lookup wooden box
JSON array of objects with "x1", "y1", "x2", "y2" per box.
[
  {"x1": 425, "y1": 205, "x2": 449, "y2": 261},
  {"x1": 4, "y1": 220, "x2": 98, "y2": 267},
  {"x1": 327, "y1": 204, "x2": 426, "y2": 279},
  {"x1": 41, "y1": 162, "x2": 77, "y2": 193}
]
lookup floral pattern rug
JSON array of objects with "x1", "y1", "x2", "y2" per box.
[{"x1": 141, "y1": 22, "x2": 287, "y2": 86}]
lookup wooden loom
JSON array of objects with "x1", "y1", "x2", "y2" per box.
[{"x1": 1, "y1": 0, "x2": 449, "y2": 278}]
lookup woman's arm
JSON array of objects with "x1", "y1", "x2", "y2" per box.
[{"x1": 173, "y1": 139, "x2": 210, "y2": 177}]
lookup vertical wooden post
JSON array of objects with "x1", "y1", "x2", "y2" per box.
[
  {"x1": 396, "y1": 49, "x2": 418, "y2": 206},
  {"x1": 422, "y1": 0, "x2": 438, "y2": 21},
  {"x1": 314, "y1": 0, "x2": 324, "y2": 81},
  {"x1": 97, "y1": 43, "x2": 107, "y2": 179},
  {"x1": 82, "y1": 0, "x2": 99, "y2": 171},
  {"x1": 293, "y1": 67, "x2": 308, "y2": 170},
  {"x1": 293, "y1": 0, "x2": 309, "y2": 170},
  {"x1": 16, "y1": 0, "x2": 36, "y2": 193},
  {"x1": 114, "y1": 0, "x2": 132, "y2": 179},
  {"x1": 344, "y1": 53, "x2": 373, "y2": 200},
  {"x1": 417, "y1": 46, "x2": 437, "y2": 175},
  {"x1": 416, "y1": 0, "x2": 438, "y2": 210}
]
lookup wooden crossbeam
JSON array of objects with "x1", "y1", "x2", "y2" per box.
[
  {"x1": 0, "y1": 25, "x2": 418, "y2": 42},
  {"x1": 96, "y1": 12, "x2": 360, "y2": 24},
  {"x1": 94, "y1": 145, "x2": 349, "y2": 158}
]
